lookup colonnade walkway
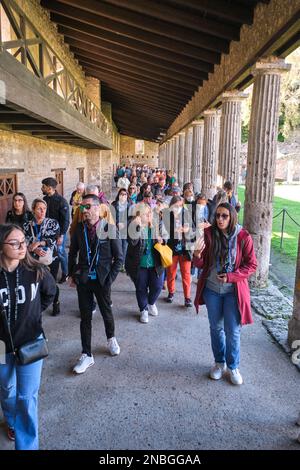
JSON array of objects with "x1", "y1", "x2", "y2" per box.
[{"x1": 0, "y1": 271, "x2": 299, "y2": 450}]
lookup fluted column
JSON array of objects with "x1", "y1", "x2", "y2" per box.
[
  {"x1": 288, "y1": 234, "x2": 300, "y2": 346},
  {"x1": 202, "y1": 109, "x2": 220, "y2": 200},
  {"x1": 173, "y1": 135, "x2": 179, "y2": 179},
  {"x1": 219, "y1": 91, "x2": 248, "y2": 192},
  {"x1": 178, "y1": 131, "x2": 185, "y2": 188},
  {"x1": 244, "y1": 57, "x2": 291, "y2": 287},
  {"x1": 165, "y1": 140, "x2": 171, "y2": 171},
  {"x1": 183, "y1": 126, "x2": 193, "y2": 184},
  {"x1": 191, "y1": 119, "x2": 204, "y2": 194},
  {"x1": 170, "y1": 137, "x2": 175, "y2": 172}
]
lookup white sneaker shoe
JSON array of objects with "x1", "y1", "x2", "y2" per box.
[
  {"x1": 148, "y1": 304, "x2": 158, "y2": 316},
  {"x1": 107, "y1": 337, "x2": 120, "y2": 356},
  {"x1": 73, "y1": 354, "x2": 94, "y2": 374},
  {"x1": 209, "y1": 362, "x2": 227, "y2": 380},
  {"x1": 140, "y1": 309, "x2": 149, "y2": 323},
  {"x1": 229, "y1": 368, "x2": 243, "y2": 385},
  {"x1": 92, "y1": 308, "x2": 96, "y2": 315}
]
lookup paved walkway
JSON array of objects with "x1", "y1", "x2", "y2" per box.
[{"x1": 0, "y1": 272, "x2": 299, "y2": 450}]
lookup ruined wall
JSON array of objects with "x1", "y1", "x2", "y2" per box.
[
  {"x1": 0, "y1": 129, "x2": 86, "y2": 204},
  {"x1": 120, "y1": 135, "x2": 159, "y2": 167}
]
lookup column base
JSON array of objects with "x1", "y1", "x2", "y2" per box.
[{"x1": 288, "y1": 317, "x2": 300, "y2": 347}]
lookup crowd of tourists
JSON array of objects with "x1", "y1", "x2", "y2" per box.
[{"x1": 3, "y1": 164, "x2": 296, "y2": 450}]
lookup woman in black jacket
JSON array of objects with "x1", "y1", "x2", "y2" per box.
[
  {"x1": 0, "y1": 223, "x2": 56, "y2": 450},
  {"x1": 125, "y1": 203, "x2": 167, "y2": 324},
  {"x1": 5, "y1": 193, "x2": 33, "y2": 230}
]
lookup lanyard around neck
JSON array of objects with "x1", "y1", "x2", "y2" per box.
[{"x1": 84, "y1": 224, "x2": 100, "y2": 268}]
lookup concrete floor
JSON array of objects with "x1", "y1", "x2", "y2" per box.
[{"x1": 0, "y1": 272, "x2": 299, "y2": 450}]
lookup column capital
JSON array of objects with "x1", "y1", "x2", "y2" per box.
[
  {"x1": 179, "y1": 130, "x2": 186, "y2": 136},
  {"x1": 191, "y1": 119, "x2": 204, "y2": 126},
  {"x1": 252, "y1": 56, "x2": 291, "y2": 76},
  {"x1": 221, "y1": 90, "x2": 248, "y2": 102},
  {"x1": 203, "y1": 108, "x2": 218, "y2": 116}
]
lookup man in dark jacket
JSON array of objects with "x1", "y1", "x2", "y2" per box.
[
  {"x1": 41, "y1": 177, "x2": 70, "y2": 286},
  {"x1": 68, "y1": 194, "x2": 123, "y2": 374}
]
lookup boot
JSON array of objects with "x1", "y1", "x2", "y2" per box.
[{"x1": 52, "y1": 301, "x2": 60, "y2": 316}]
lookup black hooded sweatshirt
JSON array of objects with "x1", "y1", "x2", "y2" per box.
[{"x1": 0, "y1": 265, "x2": 56, "y2": 353}]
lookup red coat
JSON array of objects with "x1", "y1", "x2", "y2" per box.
[{"x1": 194, "y1": 227, "x2": 257, "y2": 325}]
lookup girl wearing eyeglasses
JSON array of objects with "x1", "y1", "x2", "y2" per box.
[
  {"x1": 194, "y1": 203, "x2": 257, "y2": 385},
  {"x1": 5, "y1": 193, "x2": 34, "y2": 230},
  {"x1": 0, "y1": 224, "x2": 56, "y2": 449}
]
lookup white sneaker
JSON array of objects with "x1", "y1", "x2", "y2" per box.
[
  {"x1": 148, "y1": 304, "x2": 158, "y2": 316},
  {"x1": 107, "y1": 337, "x2": 120, "y2": 356},
  {"x1": 140, "y1": 309, "x2": 149, "y2": 323},
  {"x1": 209, "y1": 362, "x2": 227, "y2": 380},
  {"x1": 229, "y1": 368, "x2": 243, "y2": 385},
  {"x1": 92, "y1": 308, "x2": 96, "y2": 315},
  {"x1": 73, "y1": 354, "x2": 94, "y2": 374}
]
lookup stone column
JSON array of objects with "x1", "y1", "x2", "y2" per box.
[
  {"x1": 173, "y1": 135, "x2": 179, "y2": 180},
  {"x1": 218, "y1": 91, "x2": 248, "y2": 192},
  {"x1": 160, "y1": 143, "x2": 166, "y2": 169},
  {"x1": 191, "y1": 119, "x2": 204, "y2": 194},
  {"x1": 85, "y1": 76, "x2": 101, "y2": 108},
  {"x1": 183, "y1": 126, "x2": 193, "y2": 184},
  {"x1": 243, "y1": 57, "x2": 290, "y2": 287},
  {"x1": 288, "y1": 234, "x2": 300, "y2": 346},
  {"x1": 166, "y1": 140, "x2": 171, "y2": 171},
  {"x1": 169, "y1": 138, "x2": 175, "y2": 173},
  {"x1": 202, "y1": 109, "x2": 220, "y2": 200},
  {"x1": 178, "y1": 131, "x2": 185, "y2": 188}
]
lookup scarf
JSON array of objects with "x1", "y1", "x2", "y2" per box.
[{"x1": 214, "y1": 224, "x2": 242, "y2": 273}]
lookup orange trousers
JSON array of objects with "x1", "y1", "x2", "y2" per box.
[{"x1": 167, "y1": 255, "x2": 191, "y2": 299}]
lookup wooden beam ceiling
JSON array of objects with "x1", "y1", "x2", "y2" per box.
[{"x1": 41, "y1": 0, "x2": 265, "y2": 141}]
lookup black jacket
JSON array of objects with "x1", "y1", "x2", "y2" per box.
[
  {"x1": 5, "y1": 210, "x2": 34, "y2": 230},
  {"x1": 43, "y1": 192, "x2": 70, "y2": 235},
  {"x1": 68, "y1": 221, "x2": 123, "y2": 287},
  {"x1": 0, "y1": 266, "x2": 56, "y2": 352}
]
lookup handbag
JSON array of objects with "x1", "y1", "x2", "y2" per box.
[
  {"x1": 30, "y1": 223, "x2": 54, "y2": 266},
  {"x1": 154, "y1": 243, "x2": 173, "y2": 268},
  {"x1": 0, "y1": 304, "x2": 48, "y2": 365}
]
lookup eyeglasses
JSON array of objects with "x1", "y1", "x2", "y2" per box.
[
  {"x1": 79, "y1": 203, "x2": 98, "y2": 211},
  {"x1": 14, "y1": 199, "x2": 24, "y2": 203},
  {"x1": 3, "y1": 240, "x2": 27, "y2": 250},
  {"x1": 216, "y1": 213, "x2": 229, "y2": 220}
]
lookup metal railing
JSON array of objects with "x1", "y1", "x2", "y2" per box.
[
  {"x1": 0, "y1": 0, "x2": 111, "y2": 138},
  {"x1": 273, "y1": 208, "x2": 300, "y2": 249}
]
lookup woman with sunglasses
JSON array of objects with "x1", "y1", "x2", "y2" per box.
[
  {"x1": 194, "y1": 203, "x2": 257, "y2": 385},
  {"x1": 5, "y1": 193, "x2": 34, "y2": 230},
  {"x1": 0, "y1": 224, "x2": 56, "y2": 449}
]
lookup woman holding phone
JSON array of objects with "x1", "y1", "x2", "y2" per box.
[{"x1": 194, "y1": 203, "x2": 257, "y2": 385}]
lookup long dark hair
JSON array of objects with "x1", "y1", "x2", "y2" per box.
[
  {"x1": 11, "y1": 192, "x2": 29, "y2": 215},
  {"x1": 0, "y1": 224, "x2": 45, "y2": 279},
  {"x1": 209, "y1": 203, "x2": 238, "y2": 269},
  {"x1": 114, "y1": 188, "x2": 128, "y2": 203}
]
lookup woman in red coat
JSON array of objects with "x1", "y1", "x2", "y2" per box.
[{"x1": 194, "y1": 203, "x2": 257, "y2": 385}]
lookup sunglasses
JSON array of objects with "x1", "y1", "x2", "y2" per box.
[
  {"x1": 216, "y1": 213, "x2": 229, "y2": 220},
  {"x1": 79, "y1": 203, "x2": 98, "y2": 211}
]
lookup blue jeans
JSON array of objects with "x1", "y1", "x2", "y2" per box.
[
  {"x1": 135, "y1": 268, "x2": 164, "y2": 312},
  {"x1": 57, "y1": 234, "x2": 68, "y2": 275},
  {"x1": 203, "y1": 287, "x2": 241, "y2": 370},
  {"x1": 0, "y1": 354, "x2": 43, "y2": 450}
]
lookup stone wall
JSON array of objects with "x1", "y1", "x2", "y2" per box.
[
  {"x1": 0, "y1": 129, "x2": 86, "y2": 204},
  {"x1": 120, "y1": 135, "x2": 159, "y2": 167}
]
